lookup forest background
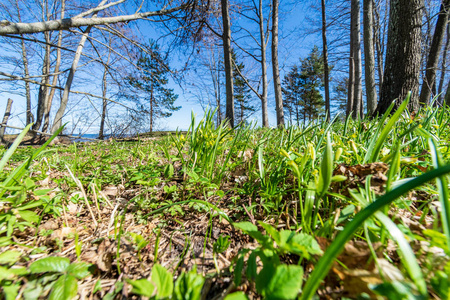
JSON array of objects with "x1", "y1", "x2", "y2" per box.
[{"x1": 0, "y1": 0, "x2": 448, "y2": 138}]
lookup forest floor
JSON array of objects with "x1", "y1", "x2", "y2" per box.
[{"x1": 1, "y1": 108, "x2": 450, "y2": 299}]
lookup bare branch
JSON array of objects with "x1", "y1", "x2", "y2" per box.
[{"x1": 0, "y1": 4, "x2": 190, "y2": 35}]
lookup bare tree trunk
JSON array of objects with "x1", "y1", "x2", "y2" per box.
[
  {"x1": 364, "y1": 0, "x2": 378, "y2": 115},
  {"x1": 43, "y1": 0, "x2": 65, "y2": 133},
  {"x1": 347, "y1": 35, "x2": 355, "y2": 117},
  {"x1": 272, "y1": 0, "x2": 284, "y2": 127},
  {"x1": 33, "y1": 32, "x2": 51, "y2": 132},
  {"x1": 351, "y1": 0, "x2": 363, "y2": 119},
  {"x1": 438, "y1": 24, "x2": 450, "y2": 105},
  {"x1": 0, "y1": 98, "x2": 13, "y2": 141},
  {"x1": 376, "y1": 0, "x2": 423, "y2": 114},
  {"x1": 373, "y1": 0, "x2": 385, "y2": 100},
  {"x1": 99, "y1": 39, "x2": 112, "y2": 140},
  {"x1": 52, "y1": 25, "x2": 93, "y2": 133},
  {"x1": 419, "y1": 0, "x2": 450, "y2": 105},
  {"x1": 321, "y1": 0, "x2": 331, "y2": 121},
  {"x1": 221, "y1": 0, "x2": 234, "y2": 127},
  {"x1": 258, "y1": 0, "x2": 269, "y2": 127},
  {"x1": 445, "y1": 80, "x2": 450, "y2": 106},
  {"x1": 15, "y1": 0, "x2": 33, "y2": 125},
  {"x1": 150, "y1": 82, "x2": 154, "y2": 133}
]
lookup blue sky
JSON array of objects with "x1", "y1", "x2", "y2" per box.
[{"x1": 0, "y1": 0, "x2": 325, "y2": 135}]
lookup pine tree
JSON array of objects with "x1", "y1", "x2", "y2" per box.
[
  {"x1": 232, "y1": 51, "x2": 256, "y2": 125},
  {"x1": 127, "y1": 41, "x2": 180, "y2": 132},
  {"x1": 282, "y1": 65, "x2": 303, "y2": 126},
  {"x1": 282, "y1": 47, "x2": 325, "y2": 125}
]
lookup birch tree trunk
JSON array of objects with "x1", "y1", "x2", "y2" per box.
[
  {"x1": 351, "y1": 0, "x2": 363, "y2": 119},
  {"x1": 377, "y1": 0, "x2": 423, "y2": 114},
  {"x1": 221, "y1": 0, "x2": 234, "y2": 127},
  {"x1": 259, "y1": 0, "x2": 269, "y2": 127},
  {"x1": 419, "y1": 0, "x2": 450, "y2": 105},
  {"x1": 52, "y1": 25, "x2": 93, "y2": 133},
  {"x1": 363, "y1": 0, "x2": 378, "y2": 115},
  {"x1": 321, "y1": 0, "x2": 331, "y2": 121},
  {"x1": 272, "y1": 0, "x2": 284, "y2": 127}
]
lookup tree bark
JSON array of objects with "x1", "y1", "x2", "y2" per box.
[
  {"x1": 373, "y1": 1, "x2": 385, "y2": 100},
  {"x1": 52, "y1": 25, "x2": 93, "y2": 133},
  {"x1": 445, "y1": 80, "x2": 450, "y2": 106},
  {"x1": 43, "y1": 0, "x2": 65, "y2": 133},
  {"x1": 321, "y1": 0, "x2": 331, "y2": 121},
  {"x1": 258, "y1": 0, "x2": 269, "y2": 127},
  {"x1": 33, "y1": 31, "x2": 51, "y2": 132},
  {"x1": 272, "y1": 0, "x2": 284, "y2": 127},
  {"x1": 376, "y1": 0, "x2": 423, "y2": 114},
  {"x1": 419, "y1": 0, "x2": 450, "y2": 105},
  {"x1": 351, "y1": 0, "x2": 363, "y2": 119},
  {"x1": 0, "y1": 98, "x2": 13, "y2": 141},
  {"x1": 347, "y1": 31, "x2": 355, "y2": 118},
  {"x1": 16, "y1": 0, "x2": 33, "y2": 125},
  {"x1": 438, "y1": 23, "x2": 450, "y2": 105},
  {"x1": 221, "y1": 0, "x2": 234, "y2": 127},
  {"x1": 363, "y1": 0, "x2": 378, "y2": 114}
]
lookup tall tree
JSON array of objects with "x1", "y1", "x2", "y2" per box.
[
  {"x1": 437, "y1": 24, "x2": 450, "y2": 104},
  {"x1": 233, "y1": 53, "x2": 256, "y2": 124},
  {"x1": 363, "y1": 0, "x2": 378, "y2": 114},
  {"x1": 221, "y1": 0, "x2": 234, "y2": 127},
  {"x1": 272, "y1": 0, "x2": 284, "y2": 127},
  {"x1": 126, "y1": 42, "x2": 180, "y2": 132},
  {"x1": 321, "y1": 0, "x2": 331, "y2": 121},
  {"x1": 350, "y1": 0, "x2": 363, "y2": 118},
  {"x1": 282, "y1": 65, "x2": 303, "y2": 125},
  {"x1": 419, "y1": 0, "x2": 450, "y2": 104},
  {"x1": 376, "y1": 0, "x2": 424, "y2": 114}
]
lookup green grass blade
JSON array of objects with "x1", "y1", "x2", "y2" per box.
[
  {"x1": 0, "y1": 123, "x2": 32, "y2": 172},
  {"x1": 374, "y1": 212, "x2": 427, "y2": 295},
  {"x1": 429, "y1": 138, "x2": 450, "y2": 250},
  {"x1": 317, "y1": 132, "x2": 333, "y2": 199},
  {"x1": 364, "y1": 93, "x2": 409, "y2": 163},
  {"x1": 300, "y1": 164, "x2": 450, "y2": 300}
]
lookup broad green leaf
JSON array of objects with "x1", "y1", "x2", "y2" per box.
[
  {"x1": 263, "y1": 264, "x2": 303, "y2": 300},
  {"x1": 18, "y1": 210, "x2": 39, "y2": 223},
  {"x1": 173, "y1": 270, "x2": 205, "y2": 300},
  {"x1": 224, "y1": 292, "x2": 249, "y2": 300},
  {"x1": 126, "y1": 278, "x2": 155, "y2": 297},
  {"x1": 34, "y1": 189, "x2": 53, "y2": 196},
  {"x1": 279, "y1": 232, "x2": 323, "y2": 258},
  {"x1": 29, "y1": 257, "x2": 70, "y2": 274},
  {"x1": 2, "y1": 282, "x2": 21, "y2": 300},
  {"x1": 234, "y1": 254, "x2": 245, "y2": 286},
  {"x1": 49, "y1": 274, "x2": 78, "y2": 300},
  {"x1": 0, "y1": 250, "x2": 21, "y2": 265},
  {"x1": 371, "y1": 281, "x2": 421, "y2": 300},
  {"x1": 233, "y1": 222, "x2": 271, "y2": 246},
  {"x1": 0, "y1": 266, "x2": 27, "y2": 281},
  {"x1": 66, "y1": 262, "x2": 92, "y2": 279},
  {"x1": 151, "y1": 264, "x2": 173, "y2": 299},
  {"x1": 258, "y1": 222, "x2": 280, "y2": 244}
]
